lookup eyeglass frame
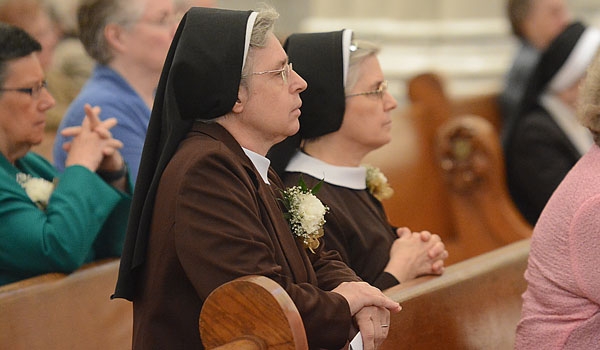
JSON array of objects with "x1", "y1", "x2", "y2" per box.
[
  {"x1": 0, "y1": 80, "x2": 48, "y2": 99},
  {"x1": 242, "y1": 62, "x2": 293, "y2": 84},
  {"x1": 345, "y1": 80, "x2": 388, "y2": 99},
  {"x1": 121, "y1": 12, "x2": 179, "y2": 29}
]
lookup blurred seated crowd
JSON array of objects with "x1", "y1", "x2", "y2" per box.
[{"x1": 0, "y1": 0, "x2": 599, "y2": 347}]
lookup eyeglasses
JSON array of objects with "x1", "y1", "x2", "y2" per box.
[
  {"x1": 243, "y1": 62, "x2": 293, "y2": 84},
  {"x1": 346, "y1": 80, "x2": 388, "y2": 99},
  {"x1": 138, "y1": 13, "x2": 179, "y2": 27},
  {"x1": 0, "y1": 80, "x2": 48, "y2": 99}
]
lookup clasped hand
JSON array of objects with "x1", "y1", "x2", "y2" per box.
[
  {"x1": 384, "y1": 227, "x2": 449, "y2": 283},
  {"x1": 61, "y1": 104, "x2": 124, "y2": 173},
  {"x1": 332, "y1": 281, "x2": 401, "y2": 350}
]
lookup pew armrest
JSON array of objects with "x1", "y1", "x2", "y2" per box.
[{"x1": 199, "y1": 275, "x2": 308, "y2": 350}]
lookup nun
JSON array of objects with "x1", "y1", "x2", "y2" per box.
[
  {"x1": 268, "y1": 30, "x2": 448, "y2": 290},
  {"x1": 112, "y1": 6, "x2": 400, "y2": 350},
  {"x1": 503, "y1": 21, "x2": 600, "y2": 225}
]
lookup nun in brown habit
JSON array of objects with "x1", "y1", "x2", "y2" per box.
[
  {"x1": 268, "y1": 30, "x2": 448, "y2": 291},
  {"x1": 112, "y1": 7, "x2": 400, "y2": 350}
]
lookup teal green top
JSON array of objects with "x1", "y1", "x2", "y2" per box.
[{"x1": 0, "y1": 152, "x2": 132, "y2": 285}]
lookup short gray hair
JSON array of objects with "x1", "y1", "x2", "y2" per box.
[
  {"x1": 345, "y1": 39, "x2": 380, "y2": 94},
  {"x1": 77, "y1": 0, "x2": 144, "y2": 64},
  {"x1": 241, "y1": 5, "x2": 279, "y2": 78}
]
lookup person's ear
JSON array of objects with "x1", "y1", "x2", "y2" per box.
[
  {"x1": 104, "y1": 23, "x2": 127, "y2": 54},
  {"x1": 232, "y1": 85, "x2": 248, "y2": 113}
]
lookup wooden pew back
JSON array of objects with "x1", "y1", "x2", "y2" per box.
[
  {"x1": 0, "y1": 259, "x2": 132, "y2": 350},
  {"x1": 382, "y1": 238, "x2": 530, "y2": 349},
  {"x1": 197, "y1": 240, "x2": 530, "y2": 349},
  {"x1": 364, "y1": 72, "x2": 530, "y2": 263}
]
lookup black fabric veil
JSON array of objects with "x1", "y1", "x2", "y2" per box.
[
  {"x1": 113, "y1": 7, "x2": 253, "y2": 300},
  {"x1": 501, "y1": 21, "x2": 586, "y2": 149},
  {"x1": 268, "y1": 30, "x2": 348, "y2": 175}
]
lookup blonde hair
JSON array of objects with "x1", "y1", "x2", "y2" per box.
[{"x1": 576, "y1": 50, "x2": 600, "y2": 142}]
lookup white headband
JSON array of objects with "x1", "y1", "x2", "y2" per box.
[
  {"x1": 342, "y1": 29, "x2": 353, "y2": 87},
  {"x1": 548, "y1": 27, "x2": 600, "y2": 93},
  {"x1": 242, "y1": 11, "x2": 258, "y2": 72}
]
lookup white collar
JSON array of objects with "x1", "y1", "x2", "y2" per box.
[
  {"x1": 540, "y1": 93, "x2": 593, "y2": 155},
  {"x1": 242, "y1": 147, "x2": 270, "y2": 184},
  {"x1": 285, "y1": 151, "x2": 366, "y2": 190}
]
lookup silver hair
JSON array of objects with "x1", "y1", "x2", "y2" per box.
[
  {"x1": 345, "y1": 39, "x2": 381, "y2": 94},
  {"x1": 240, "y1": 5, "x2": 279, "y2": 78}
]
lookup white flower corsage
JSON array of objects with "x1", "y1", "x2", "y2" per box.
[
  {"x1": 280, "y1": 178, "x2": 329, "y2": 253},
  {"x1": 16, "y1": 173, "x2": 56, "y2": 211},
  {"x1": 365, "y1": 165, "x2": 394, "y2": 201}
]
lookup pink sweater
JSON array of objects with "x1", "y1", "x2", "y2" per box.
[{"x1": 515, "y1": 144, "x2": 600, "y2": 349}]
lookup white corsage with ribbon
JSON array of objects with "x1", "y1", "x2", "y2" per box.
[{"x1": 281, "y1": 178, "x2": 329, "y2": 253}]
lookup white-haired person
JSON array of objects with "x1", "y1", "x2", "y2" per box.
[{"x1": 53, "y1": 0, "x2": 178, "y2": 181}]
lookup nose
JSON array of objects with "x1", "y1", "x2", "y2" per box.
[
  {"x1": 290, "y1": 69, "x2": 307, "y2": 93},
  {"x1": 383, "y1": 90, "x2": 397, "y2": 112},
  {"x1": 38, "y1": 87, "x2": 55, "y2": 111}
]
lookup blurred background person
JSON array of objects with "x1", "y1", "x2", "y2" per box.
[
  {"x1": 515, "y1": 49, "x2": 600, "y2": 350},
  {"x1": 0, "y1": 0, "x2": 61, "y2": 71},
  {"x1": 504, "y1": 22, "x2": 600, "y2": 225},
  {"x1": 53, "y1": 0, "x2": 177, "y2": 181},
  {"x1": 0, "y1": 23, "x2": 131, "y2": 286},
  {"x1": 500, "y1": 0, "x2": 571, "y2": 137},
  {"x1": 269, "y1": 30, "x2": 447, "y2": 290}
]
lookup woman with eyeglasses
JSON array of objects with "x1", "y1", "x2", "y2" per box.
[
  {"x1": 269, "y1": 30, "x2": 448, "y2": 290},
  {"x1": 0, "y1": 23, "x2": 131, "y2": 286}
]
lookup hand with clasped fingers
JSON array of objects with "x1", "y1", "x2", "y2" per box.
[
  {"x1": 332, "y1": 281, "x2": 402, "y2": 350},
  {"x1": 60, "y1": 104, "x2": 127, "y2": 191},
  {"x1": 383, "y1": 227, "x2": 449, "y2": 283}
]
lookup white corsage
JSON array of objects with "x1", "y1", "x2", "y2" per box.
[
  {"x1": 16, "y1": 173, "x2": 56, "y2": 211},
  {"x1": 365, "y1": 165, "x2": 394, "y2": 201},
  {"x1": 281, "y1": 178, "x2": 329, "y2": 253}
]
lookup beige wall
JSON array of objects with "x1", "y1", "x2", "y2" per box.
[{"x1": 216, "y1": 0, "x2": 600, "y2": 102}]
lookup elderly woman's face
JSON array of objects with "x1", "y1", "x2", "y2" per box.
[
  {"x1": 0, "y1": 53, "x2": 55, "y2": 152},
  {"x1": 339, "y1": 55, "x2": 397, "y2": 154}
]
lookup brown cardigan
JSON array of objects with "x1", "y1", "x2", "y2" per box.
[{"x1": 131, "y1": 123, "x2": 359, "y2": 349}]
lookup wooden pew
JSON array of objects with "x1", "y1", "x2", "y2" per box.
[
  {"x1": 381, "y1": 238, "x2": 530, "y2": 349},
  {"x1": 0, "y1": 259, "x2": 132, "y2": 350},
  {"x1": 198, "y1": 239, "x2": 530, "y2": 349},
  {"x1": 199, "y1": 275, "x2": 308, "y2": 350},
  {"x1": 364, "y1": 72, "x2": 530, "y2": 263}
]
